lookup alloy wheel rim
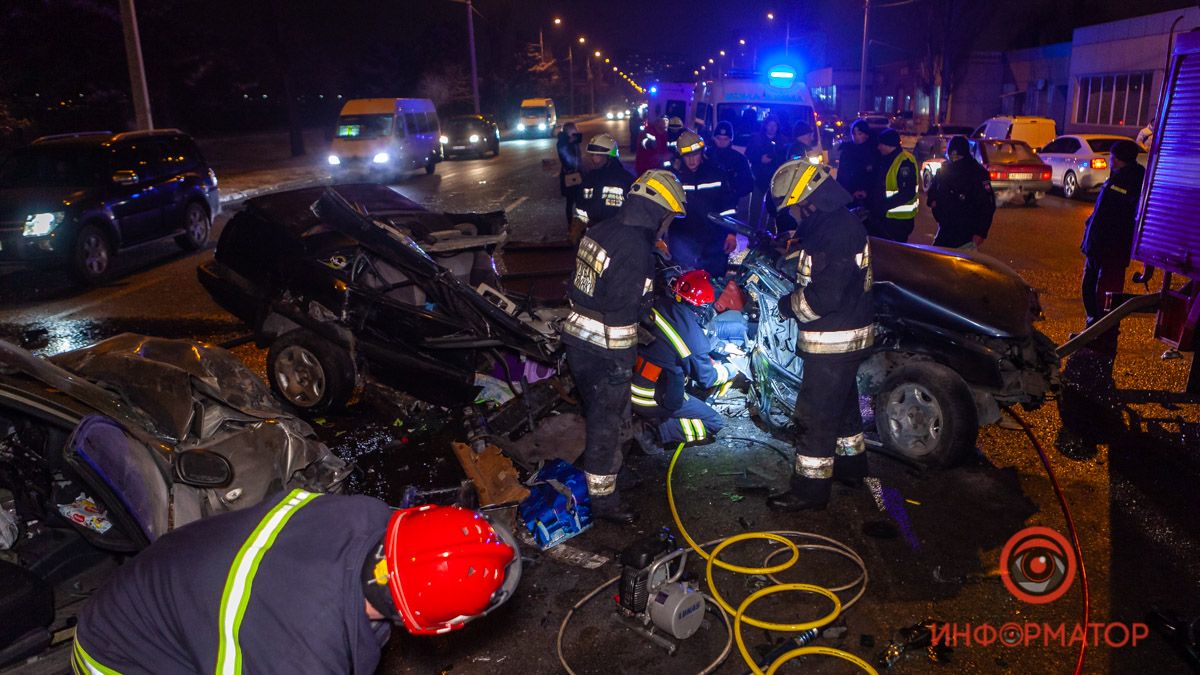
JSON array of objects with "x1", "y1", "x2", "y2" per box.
[
  {"x1": 188, "y1": 206, "x2": 209, "y2": 241},
  {"x1": 1065, "y1": 174, "x2": 1077, "y2": 197},
  {"x1": 274, "y1": 345, "x2": 326, "y2": 407},
  {"x1": 885, "y1": 383, "x2": 943, "y2": 456},
  {"x1": 83, "y1": 234, "x2": 109, "y2": 275}
]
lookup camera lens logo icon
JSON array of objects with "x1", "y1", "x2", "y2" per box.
[{"x1": 1000, "y1": 526, "x2": 1076, "y2": 604}]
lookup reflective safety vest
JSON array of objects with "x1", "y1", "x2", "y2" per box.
[{"x1": 884, "y1": 150, "x2": 919, "y2": 220}]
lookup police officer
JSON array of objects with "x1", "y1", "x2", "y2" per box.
[
  {"x1": 836, "y1": 119, "x2": 877, "y2": 207},
  {"x1": 706, "y1": 121, "x2": 754, "y2": 212},
  {"x1": 766, "y1": 161, "x2": 875, "y2": 512},
  {"x1": 671, "y1": 130, "x2": 735, "y2": 278},
  {"x1": 562, "y1": 170, "x2": 687, "y2": 524},
  {"x1": 572, "y1": 133, "x2": 635, "y2": 243},
  {"x1": 928, "y1": 135, "x2": 995, "y2": 249},
  {"x1": 631, "y1": 270, "x2": 740, "y2": 446},
  {"x1": 869, "y1": 128, "x2": 919, "y2": 242},
  {"x1": 73, "y1": 494, "x2": 520, "y2": 673}
]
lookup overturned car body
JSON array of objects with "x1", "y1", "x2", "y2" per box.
[{"x1": 199, "y1": 184, "x2": 562, "y2": 412}]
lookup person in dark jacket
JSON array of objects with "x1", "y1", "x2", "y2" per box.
[
  {"x1": 1079, "y1": 139, "x2": 1146, "y2": 363},
  {"x1": 562, "y1": 169, "x2": 687, "y2": 524},
  {"x1": 868, "y1": 128, "x2": 919, "y2": 242},
  {"x1": 746, "y1": 115, "x2": 787, "y2": 230},
  {"x1": 670, "y1": 130, "x2": 735, "y2": 277},
  {"x1": 558, "y1": 123, "x2": 583, "y2": 227},
  {"x1": 786, "y1": 121, "x2": 818, "y2": 162},
  {"x1": 928, "y1": 135, "x2": 996, "y2": 249},
  {"x1": 73, "y1": 494, "x2": 520, "y2": 675},
  {"x1": 706, "y1": 121, "x2": 755, "y2": 212},
  {"x1": 572, "y1": 133, "x2": 635, "y2": 243},
  {"x1": 632, "y1": 270, "x2": 740, "y2": 446},
  {"x1": 765, "y1": 161, "x2": 875, "y2": 512},
  {"x1": 835, "y1": 119, "x2": 877, "y2": 207}
]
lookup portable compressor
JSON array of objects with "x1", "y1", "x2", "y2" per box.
[{"x1": 614, "y1": 533, "x2": 707, "y2": 653}]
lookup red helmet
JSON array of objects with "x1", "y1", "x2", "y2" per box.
[
  {"x1": 382, "y1": 505, "x2": 520, "y2": 635},
  {"x1": 671, "y1": 270, "x2": 716, "y2": 307}
]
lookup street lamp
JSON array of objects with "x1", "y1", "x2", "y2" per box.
[
  {"x1": 578, "y1": 36, "x2": 586, "y2": 44},
  {"x1": 767, "y1": 11, "x2": 775, "y2": 20},
  {"x1": 739, "y1": 38, "x2": 746, "y2": 45},
  {"x1": 553, "y1": 17, "x2": 561, "y2": 24},
  {"x1": 719, "y1": 50, "x2": 725, "y2": 56}
]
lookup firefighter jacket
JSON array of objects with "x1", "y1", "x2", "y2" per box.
[
  {"x1": 633, "y1": 296, "x2": 735, "y2": 412},
  {"x1": 670, "y1": 160, "x2": 731, "y2": 246},
  {"x1": 74, "y1": 491, "x2": 394, "y2": 675},
  {"x1": 1081, "y1": 162, "x2": 1146, "y2": 264},
  {"x1": 575, "y1": 158, "x2": 635, "y2": 225},
  {"x1": 872, "y1": 148, "x2": 918, "y2": 221},
  {"x1": 928, "y1": 156, "x2": 996, "y2": 247},
  {"x1": 706, "y1": 145, "x2": 755, "y2": 204},
  {"x1": 835, "y1": 139, "x2": 877, "y2": 196},
  {"x1": 779, "y1": 180, "x2": 876, "y2": 356},
  {"x1": 563, "y1": 197, "x2": 661, "y2": 351}
]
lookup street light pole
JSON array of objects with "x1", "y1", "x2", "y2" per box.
[
  {"x1": 568, "y1": 47, "x2": 575, "y2": 116},
  {"x1": 858, "y1": 0, "x2": 871, "y2": 114},
  {"x1": 117, "y1": 0, "x2": 153, "y2": 129},
  {"x1": 465, "y1": 0, "x2": 481, "y2": 114}
]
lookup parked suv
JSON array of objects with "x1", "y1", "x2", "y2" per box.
[{"x1": 0, "y1": 130, "x2": 220, "y2": 284}]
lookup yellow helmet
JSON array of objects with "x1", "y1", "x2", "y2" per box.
[
  {"x1": 629, "y1": 170, "x2": 687, "y2": 217},
  {"x1": 770, "y1": 159, "x2": 835, "y2": 209},
  {"x1": 675, "y1": 131, "x2": 705, "y2": 156}
]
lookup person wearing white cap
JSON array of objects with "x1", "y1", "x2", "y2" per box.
[{"x1": 571, "y1": 133, "x2": 635, "y2": 244}]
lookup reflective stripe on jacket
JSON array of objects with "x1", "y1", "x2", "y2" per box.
[{"x1": 885, "y1": 150, "x2": 919, "y2": 219}]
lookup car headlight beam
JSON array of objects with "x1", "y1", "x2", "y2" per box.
[
  {"x1": 469, "y1": 134, "x2": 480, "y2": 143},
  {"x1": 538, "y1": 122, "x2": 547, "y2": 131},
  {"x1": 327, "y1": 154, "x2": 341, "y2": 166},
  {"x1": 372, "y1": 152, "x2": 390, "y2": 164},
  {"x1": 439, "y1": 135, "x2": 449, "y2": 144},
  {"x1": 517, "y1": 123, "x2": 526, "y2": 131},
  {"x1": 23, "y1": 211, "x2": 65, "y2": 237}
]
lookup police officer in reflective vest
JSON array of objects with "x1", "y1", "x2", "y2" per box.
[
  {"x1": 562, "y1": 170, "x2": 688, "y2": 524},
  {"x1": 869, "y1": 128, "x2": 919, "y2": 242},
  {"x1": 632, "y1": 270, "x2": 739, "y2": 446},
  {"x1": 572, "y1": 133, "x2": 635, "y2": 244},
  {"x1": 72, "y1": 494, "x2": 520, "y2": 674},
  {"x1": 670, "y1": 131, "x2": 736, "y2": 278},
  {"x1": 766, "y1": 161, "x2": 875, "y2": 512}
]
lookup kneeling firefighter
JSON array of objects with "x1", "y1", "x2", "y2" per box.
[
  {"x1": 562, "y1": 169, "x2": 688, "y2": 524},
  {"x1": 766, "y1": 160, "x2": 876, "y2": 512},
  {"x1": 631, "y1": 269, "x2": 741, "y2": 446}
]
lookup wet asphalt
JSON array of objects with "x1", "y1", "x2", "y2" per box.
[{"x1": 2, "y1": 123, "x2": 1198, "y2": 674}]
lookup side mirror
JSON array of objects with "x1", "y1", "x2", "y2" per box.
[
  {"x1": 112, "y1": 169, "x2": 139, "y2": 186},
  {"x1": 174, "y1": 449, "x2": 233, "y2": 488}
]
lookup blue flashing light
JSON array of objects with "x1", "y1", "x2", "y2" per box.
[
  {"x1": 649, "y1": 85, "x2": 658, "y2": 94},
  {"x1": 767, "y1": 64, "x2": 797, "y2": 88}
]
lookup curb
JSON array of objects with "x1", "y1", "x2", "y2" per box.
[{"x1": 218, "y1": 174, "x2": 330, "y2": 206}]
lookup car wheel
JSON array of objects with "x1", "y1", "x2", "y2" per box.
[
  {"x1": 873, "y1": 361, "x2": 978, "y2": 468},
  {"x1": 174, "y1": 202, "x2": 211, "y2": 251},
  {"x1": 1024, "y1": 193, "x2": 1039, "y2": 207},
  {"x1": 921, "y1": 169, "x2": 933, "y2": 192},
  {"x1": 1063, "y1": 171, "x2": 1079, "y2": 200},
  {"x1": 69, "y1": 224, "x2": 113, "y2": 285},
  {"x1": 425, "y1": 159, "x2": 436, "y2": 175},
  {"x1": 267, "y1": 329, "x2": 356, "y2": 414}
]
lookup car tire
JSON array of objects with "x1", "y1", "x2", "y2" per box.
[
  {"x1": 921, "y1": 169, "x2": 933, "y2": 192},
  {"x1": 174, "y1": 202, "x2": 211, "y2": 251},
  {"x1": 873, "y1": 360, "x2": 978, "y2": 468},
  {"x1": 267, "y1": 329, "x2": 356, "y2": 414},
  {"x1": 1062, "y1": 171, "x2": 1079, "y2": 200},
  {"x1": 69, "y1": 223, "x2": 114, "y2": 285}
]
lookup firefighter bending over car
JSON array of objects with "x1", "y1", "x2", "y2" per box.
[
  {"x1": 767, "y1": 160, "x2": 876, "y2": 512},
  {"x1": 562, "y1": 169, "x2": 688, "y2": 524},
  {"x1": 631, "y1": 270, "x2": 743, "y2": 447},
  {"x1": 72, "y1": 493, "x2": 520, "y2": 673}
]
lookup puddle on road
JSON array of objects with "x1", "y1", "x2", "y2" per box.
[{"x1": 1, "y1": 318, "x2": 249, "y2": 357}]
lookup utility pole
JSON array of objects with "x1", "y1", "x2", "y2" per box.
[
  {"x1": 466, "y1": 0, "x2": 481, "y2": 114},
  {"x1": 858, "y1": 0, "x2": 871, "y2": 114},
  {"x1": 568, "y1": 47, "x2": 575, "y2": 116},
  {"x1": 117, "y1": 0, "x2": 153, "y2": 129},
  {"x1": 588, "y1": 56, "x2": 595, "y2": 114}
]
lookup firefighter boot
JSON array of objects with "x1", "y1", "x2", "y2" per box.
[
  {"x1": 591, "y1": 491, "x2": 639, "y2": 525},
  {"x1": 834, "y1": 454, "x2": 868, "y2": 490},
  {"x1": 766, "y1": 475, "x2": 831, "y2": 512}
]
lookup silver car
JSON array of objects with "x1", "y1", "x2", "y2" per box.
[{"x1": 1037, "y1": 134, "x2": 1147, "y2": 200}]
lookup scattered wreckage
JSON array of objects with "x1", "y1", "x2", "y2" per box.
[{"x1": 0, "y1": 334, "x2": 350, "y2": 668}]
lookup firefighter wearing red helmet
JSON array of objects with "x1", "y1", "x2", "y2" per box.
[
  {"x1": 72, "y1": 492, "x2": 520, "y2": 674},
  {"x1": 630, "y1": 269, "x2": 742, "y2": 448}
]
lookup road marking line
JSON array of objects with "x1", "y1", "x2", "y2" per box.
[{"x1": 505, "y1": 196, "x2": 529, "y2": 213}]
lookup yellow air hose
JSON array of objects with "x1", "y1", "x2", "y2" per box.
[{"x1": 666, "y1": 442, "x2": 879, "y2": 675}]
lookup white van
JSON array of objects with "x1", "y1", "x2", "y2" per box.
[
  {"x1": 328, "y1": 98, "x2": 442, "y2": 178},
  {"x1": 516, "y1": 98, "x2": 557, "y2": 138},
  {"x1": 973, "y1": 116, "x2": 1057, "y2": 152}
]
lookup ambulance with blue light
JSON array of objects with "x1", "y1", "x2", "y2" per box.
[{"x1": 693, "y1": 64, "x2": 822, "y2": 159}]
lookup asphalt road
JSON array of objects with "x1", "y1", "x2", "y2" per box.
[{"x1": 2, "y1": 126, "x2": 1199, "y2": 674}]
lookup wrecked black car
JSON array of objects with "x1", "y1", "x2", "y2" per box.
[
  {"x1": 0, "y1": 334, "x2": 350, "y2": 667},
  {"x1": 199, "y1": 184, "x2": 563, "y2": 412},
  {"x1": 722, "y1": 217, "x2": 1059, "y2": 467}
]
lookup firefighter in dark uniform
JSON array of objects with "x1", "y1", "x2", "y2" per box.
[
  {"x1": 72, "y1": 494, "x2": 520, "y2": 674},
  {"x1": 868, "y1": 128, "x2": 919, "y2": 242},
  {"x1": 670, "y1": 131, "x2": 735, "y2": 278},
  {"x1": 562, "y1": 169, "x2": 688, "y2": 523},
  {"x1": 928, "y1": 135, "x2": 996, "y2": 249},
  {"x1": 766, "y1": 160, "x2": 875, "y2": 512},
  {"x1": 1080, "y1": 139, "x2": 1145, "y2": 364},
  {"x1": 835, "y1": 119, "x2": 877, "y2": 208},
  {"x1": 706, "y1": 121, "x2": 755, "y2": 213},
  {"x1": 631, "y1": 270, "x2": 740, "y2": 446},
  {"x1": 572, "y1": 133, "x2": 635, "y2": 244}
]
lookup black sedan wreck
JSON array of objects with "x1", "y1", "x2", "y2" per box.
[
  {"x1": 0, "y1": 334, "x2": 350, "y2": 667},
  {"x1": 199, "y1": 184, "x2": 563, "y2": 412}
]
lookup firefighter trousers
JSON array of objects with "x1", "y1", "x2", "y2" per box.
[
  {"x1": 565, "y1": 342, "x2": 635, "y2": 494},
  {"x1": 633, "y1": 394, "x2": 726, "y2": 445},
  {"x1": 1080, "y1": 258, "x2": 1126, "y2": 361},
  {"x1": 790, "y1": 352, "x2": 868, "y2": 500}
]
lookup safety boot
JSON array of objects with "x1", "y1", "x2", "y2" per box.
[
  {"x1": 591, "y1": 492, "x2": 639, "y2": 525},
  {"x1": 834, "y1": 454, "x2": 868, "y2": 490},
  {"x1": 766, "y1": 475, "x2": 831, "y2": 512}
]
